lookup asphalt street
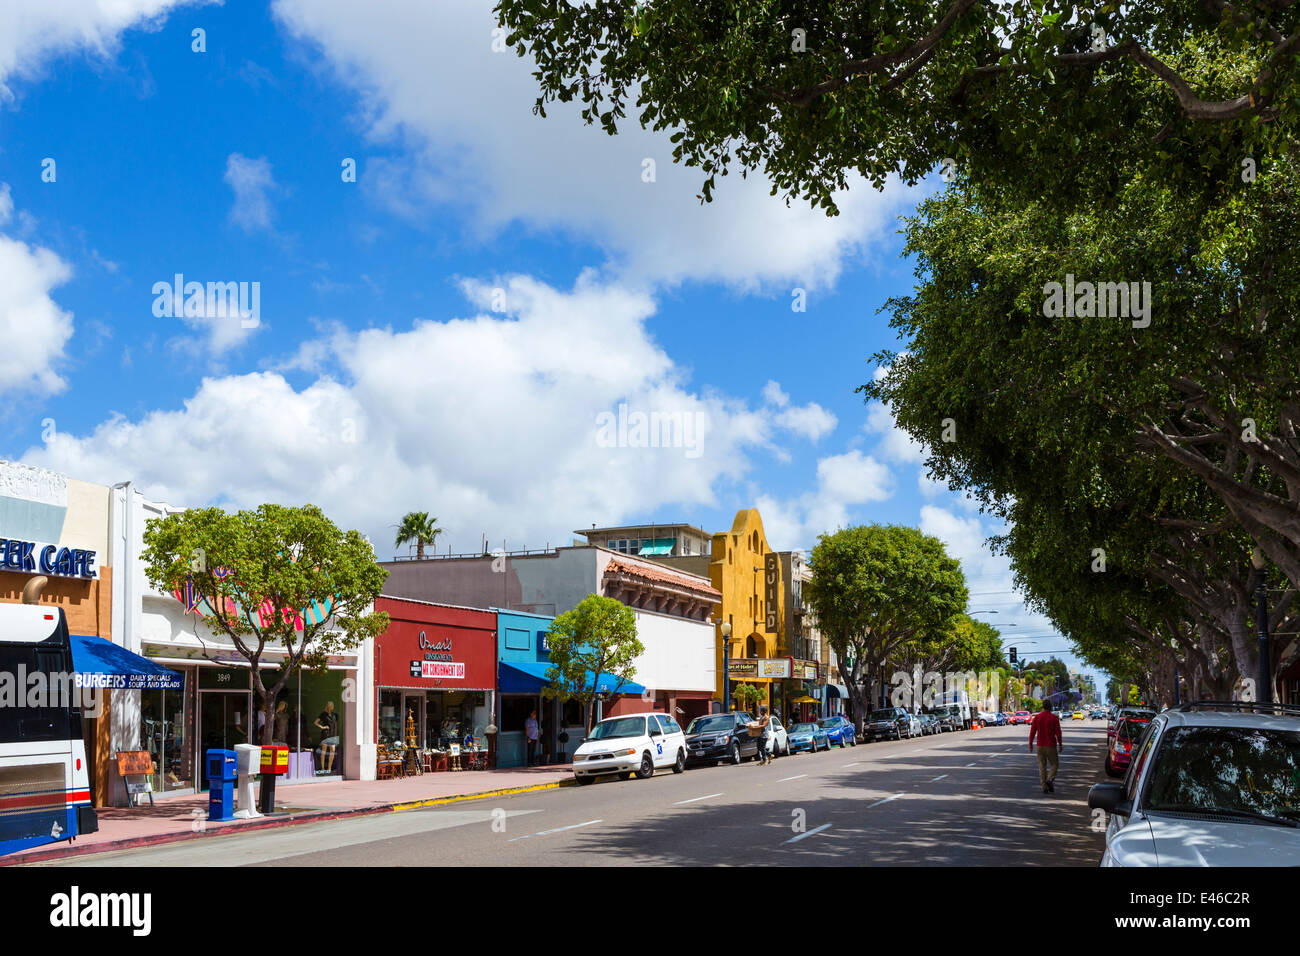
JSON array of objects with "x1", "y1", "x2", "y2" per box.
[{"x1": 35, "y1": 722, "x2": 1109, "y2": 867}]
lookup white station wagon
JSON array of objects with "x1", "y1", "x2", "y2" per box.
[
  {"x1": 1089, "y1": 702, "x2": 1300, "y2": 866},
  {"x1": 572, "y1": 713, "x2": 687, "y2": 784}
]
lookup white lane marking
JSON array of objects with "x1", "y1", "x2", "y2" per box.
[
  {"x1": 841, "y1": 762, "x2": 860, "y2": 768},
  {"x1": 784, "y1": 822, "x2": 832, "y2": 844},
  {"x1": 881, "y1": 751, "x2": 917, "y2": 759},
  {"x1": 930, "y1": 774, "x2": 949, "y2": 782},
  {"x1": 508, "y1": 819, "x2": 602, "y2": 842},
  {"x1": 778, "y1": 774, "x2": 808, "y2": 782},
  {"x1": 866, "y1": 793, "x2": 904, "y2": 809},
  {"x1": 673, "y1": 793, "x2": 723, "y2": 805},
  {"x1": 965, "y1": 762, "x2": 977, "y2": 767}
]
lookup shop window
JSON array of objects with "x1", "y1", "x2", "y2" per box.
[
  {"x1": 502, "y1": 696, "x2": 537, "y2": 737},
  {"x1": 505, "y1": 627, "x2": 530, "y2": 651},
  {"x1": 140, "y1": 675, "x2": 193, "y2": 793},
  {"x1": 562, "y1": 698, "x2": 583, "y2": 727}
]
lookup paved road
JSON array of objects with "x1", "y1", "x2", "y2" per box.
[{"x1": 35, "y1": 723, "x2": 1110, "y2": 867}]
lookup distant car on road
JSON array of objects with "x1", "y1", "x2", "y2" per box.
[
  {"x1": 1009, "y1": 711, "x2": 1032, "y2": 725},
  {"x1": 572, "y1": 713, "x2": 687, "y2": 784},
  {"x1": 1071, "y1": 710, "x2": 1086, "y2": 720},
  {"x1": 1090, "y1": 702, "x2": 1300, "y2": 866},
  {"x1": 818, "y1": 715, "x2": 856, "y2": 748},
  {"x1": 788, "y1": 721, "x2": 830, "y2": 753},
  {"x1": 917, "y1": 713, "x2": 940, "y2": 735}
]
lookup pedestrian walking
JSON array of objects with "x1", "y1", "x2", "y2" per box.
[
  {"x1": 756, "y1": 706, "x2": 774, "y2": 765},
  {"x1": 1028, "y1": 700, "x2": 1063, "y2": 793}
]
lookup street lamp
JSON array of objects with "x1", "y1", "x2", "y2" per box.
[
  {"x1": 720, "y1": 621, "x2": 732, "y2": 712},
  {"x1": 1251, "y1": 548, "x2": 1270, "y2": 704}
]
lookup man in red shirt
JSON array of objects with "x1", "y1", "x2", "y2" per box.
[{"x1": 1028, "y1": 700, "x2": 1064, "y2": 793}]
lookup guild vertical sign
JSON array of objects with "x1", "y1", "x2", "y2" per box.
[{"x1": 764, "y1": 553, "x2": 779, "y2": 634}]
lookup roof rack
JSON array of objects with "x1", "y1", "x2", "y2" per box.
[{"x1": 1174, "y1": 700, "x2": 1300, "y2": 717}]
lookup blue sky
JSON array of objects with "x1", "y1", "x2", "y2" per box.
[{"x1": 0, "y1": 0, "x2": 1098, "y2": 690}]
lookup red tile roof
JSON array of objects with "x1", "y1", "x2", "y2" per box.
[{"x1": 603, "y1": 558, "x2": 721, "y2": 598}]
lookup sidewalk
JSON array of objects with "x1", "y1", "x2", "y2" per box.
[{"x1": 3, "y1": 765, "x2": 573, "y2": 865}]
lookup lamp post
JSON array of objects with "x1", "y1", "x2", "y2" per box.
[
  {"x1": 1251, "y1": 548, "x2": 1271, "y2": 704},
  {"x1": 720, "y1": 621, "x2": 732, "y2": 712}
]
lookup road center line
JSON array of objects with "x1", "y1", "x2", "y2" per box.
[
  {"x1": 508, "y1": 819, "x2": 602, "y2": 842},
  {"x1": 778, "y1": 774, "x2": 808, "y2": 782},
  {"x1": 673, "y1": 793, "x2": 723, "y2": 805},
  {"x1": 784, "y1": 822, "x2": 832, "y2": 844},
  {"x1": 930, "y1": 774, "x2": 949, "y2": 782},
  {"x1": 841, "y1": 762, "x2": 860, "y2": 768},
  {"x1": 866, "y1": 793, "x2": 904, "y2": 809}
]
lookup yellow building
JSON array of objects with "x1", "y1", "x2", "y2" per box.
[{"x1": 708, "y1": 508, "x2": 785, "y2": 712}]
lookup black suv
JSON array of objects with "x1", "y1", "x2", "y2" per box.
[
  {"x1": 684, "y1": 712, "x2": 759, "y2": 765},
  {"x1": 865, "y1": 706, "x2": 913, "y2": 741}
]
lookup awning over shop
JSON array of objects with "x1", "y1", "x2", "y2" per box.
[
  {"x1": 498, "y1": 660, "x2": 646, "y2": 696},
  {"x1": 70, "y1": 634, "x2": 184, "y2": 690},
  {"x1": 791, "y1": 695, "x2": 818, "y2": 704},
  {"x1": 826, "y1": 684, "x2": 847, "y2": 698},
  {"x1": 636, "y1": 538, "x2": 676, "y2": 556}
]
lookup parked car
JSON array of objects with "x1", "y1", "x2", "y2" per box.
[
  {"x1": 1089, "y1": 702, "x2": 1300, "y2": 865},
  {"x1": 1104, "y1": 716, "x2": 1151, "y2": 777},
  {"x1": 572, "y1": 712, "x2": 687, "y2": 784},
  {"x1": 788, "y1": 721, "x2": 831, "y2": 753},
  {"x1": 768, "y1": 715, "x2": 790, "y2": 757},
  {"x1": 865, "y1": 706, "x2": 914, "y2": 741},
  {"x1": 1009, "y1": 711, "x2": 1032, "y2": 725},
  {"x1": 927, "y1": 710, "x2": 956, "y2": 732},
  {"x1": 819, "y1": 715, "x2": 856, "y2": 747},
  {"x1": 684, "y1": 711, "x2": 758, "y2": 766},
  {"x1": 916, "y1": 713, "x2": 936, "y2": 735},
  {"x1": 994, "y1": 712, "x2": 1010, "y2": 726},
  {"x1": 1108, "y1": 707, "x2": 1158, "y2": 740}
]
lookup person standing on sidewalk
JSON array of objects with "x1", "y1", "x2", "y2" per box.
[
  {"x1": 1028, "y1": 700, "x2": 1063, "y2": 792},
  {"x1": 524, "y1": 709, "x2": 540, "y2": 766},
  {"x1": 756, "y1": 706, "x2": 773, "y2": 765}
]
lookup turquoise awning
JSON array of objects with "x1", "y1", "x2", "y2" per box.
[
  {"x1": 637, "y1": 538, "x2": 676, "y2": 556},
  {"x1": 498, "y1": 661, "x2": 645, "y2": 696}
]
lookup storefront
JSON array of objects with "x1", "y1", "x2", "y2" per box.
[
  {"x1": 0, "y1": 461, "x2": 115, "y2": 805},
  {"x1": 109, "y1": 484, "x2": 377, "y2": 800},
  {"x1": 374, "y1": 597, "x2": 496, "y2": 757}
]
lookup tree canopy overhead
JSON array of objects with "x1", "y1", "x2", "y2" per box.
[{"x1": 496, "y1": 0, "x2": 1300, "y2": 210}]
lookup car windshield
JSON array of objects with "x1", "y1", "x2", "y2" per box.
[
  {"x1": 586, "y1": 717, "x2": 645, "y2": 741},
  {"x1": 817, "y1": 718, "x2": 838, "y2": 728},
  {"x1": 792, "y1": 723, "x2": 818, "y2": 733},
  {"x1": 869, "y1": 709, "x2": 897, "y2": 721},
  {"x1": 686, "y1": 715, "x2": 735, "y2": 735},
  {"x1": 1144, "y1": 725, "x2": 1300, "y2": 822}
]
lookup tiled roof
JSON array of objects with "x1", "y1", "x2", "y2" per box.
[{"x1": 604, "y1": 558, "x2": 721, "y2": 598}]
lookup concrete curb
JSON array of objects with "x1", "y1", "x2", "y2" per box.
[{"x1": 3, "y1": 777, "x2": 575, "y2": 866}]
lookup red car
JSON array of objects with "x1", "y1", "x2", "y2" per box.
[
  {"x1": 1104, "y1": 717, "x2": 1151, "y2": 777},
  {"x1": 1009, "y1": 711, "x2": 1032, "y2": 725}
]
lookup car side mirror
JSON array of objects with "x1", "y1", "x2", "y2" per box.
[{"x1": 1087, "y1": 782, "x2": 1132, "y2": 816}]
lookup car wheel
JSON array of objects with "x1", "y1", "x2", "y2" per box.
[
  {"x1": 635, "y1": 752, "x2": 655, "y2": 779},
  {"x1": 673, "y1": 749, "x2": 686, "y2": 774},
  {"x1": 784, "y1": 740, "x2": 791, "y2": 756},
  {"x1": 849, "y1": 735, "x2": 856, "y2": 747},
  {"x1": 576, "y1": 775, "x2": 595, "y2": 785},
  {"x1": 729, "y1": 741, "x2": 742, "y2": 765}
]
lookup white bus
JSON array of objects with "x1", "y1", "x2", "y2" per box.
[{"x1": 0, "y1": 604, "x2": 96, "y2": 856}]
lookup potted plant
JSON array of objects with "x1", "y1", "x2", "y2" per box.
[{"x1": 557, "y1": 731, "x2": 570, "y2": 763}]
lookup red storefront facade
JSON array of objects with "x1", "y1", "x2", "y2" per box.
[{"x1": 374, "y1": 597, "x2": 497, "y2": 752}]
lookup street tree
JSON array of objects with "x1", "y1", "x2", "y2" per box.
[
  {"x1": 141, "y1": 504, "x2": 390, "y2": 746},
  {"x1": 496, "y1": 1, "x2": 1300, "y2": 212},
  {"x1": 805, "y1": 524, "x2": 968, "y2": 728},
  {"x1": 544, "y1": 593, "x2": 645, "y2": 731}
]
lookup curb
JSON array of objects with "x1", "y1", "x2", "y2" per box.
[{"x1": 3, "y1": 777, "x2": 575, "y2": 866}]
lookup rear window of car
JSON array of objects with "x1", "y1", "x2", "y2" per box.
[{"x1": 1143, "y1": 725, "x2": 1300, "y2": 820}]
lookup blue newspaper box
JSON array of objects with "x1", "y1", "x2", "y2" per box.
[{"x1": 207, "y1": 749, "x2": 237, "y2": 821}]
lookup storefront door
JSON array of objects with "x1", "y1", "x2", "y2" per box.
[
  {"x1": 198, "y1": 690, "x2": 252, "y2": 789},
  {"x1": 402, "y1": 692, "x2": 425, "y2": 748}
]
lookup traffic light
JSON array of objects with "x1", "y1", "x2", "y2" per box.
[{"x1": 1009, "y1": 646, "x2": 1017, "y2": 664}]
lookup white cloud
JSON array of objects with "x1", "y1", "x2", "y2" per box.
[
  {"x1": 756, "y1": 450, "x2": 894, "y2": 549},
  {"x1": 271, "y1": 0, "x2": 919, "y2": 290},
  {"x1": 24, "y1": 272, "x2": 835, "y2": 551},
  {"x1": 224, "y1": 153, "x2": 277, "y2": 233},
  {"x1": 762, "y1": 381, "x2": 789, "y2": 408},
  {"x1": 0, "y1": 0, "x2": 196, "y2": 101},
  {"x1": 0, "y1": 185, "x2": 74, "y2": 395},
  {"x1": 864, "y1": 402, "x2": 926, "y2": 464}
]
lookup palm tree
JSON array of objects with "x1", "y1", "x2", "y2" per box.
[{"x1": 394, "y1": 511, "x2": 442, "y2": 560}]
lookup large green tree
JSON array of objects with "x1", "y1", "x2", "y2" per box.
[
  {"x1": 496, "y1": 1, "x2": 1300, "y2": 211},
  {"x1": 142, "y1": 504, "x2": 390, "y2": 746},
  {"x1": 544, "y1": 593, "x2": 645, "y2": 731},
  {"x1": 805, "y1": 524, "x2": 968, "y2": 727}
]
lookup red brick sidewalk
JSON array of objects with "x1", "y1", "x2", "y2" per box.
[{"x1": 3, "y1": 765, "x2": 572, "y2": 864}]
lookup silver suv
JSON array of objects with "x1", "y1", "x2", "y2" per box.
[{"x1": 1089, "y1": 701, "x2": 1300, "y2": 866}]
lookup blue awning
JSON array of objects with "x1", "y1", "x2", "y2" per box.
[
  {"x1": 498, "y1": 660, "x2": 645, "y2": 696},
  {"x1": 70, "y1": 634, "x2": 184, "y2": 690}
]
